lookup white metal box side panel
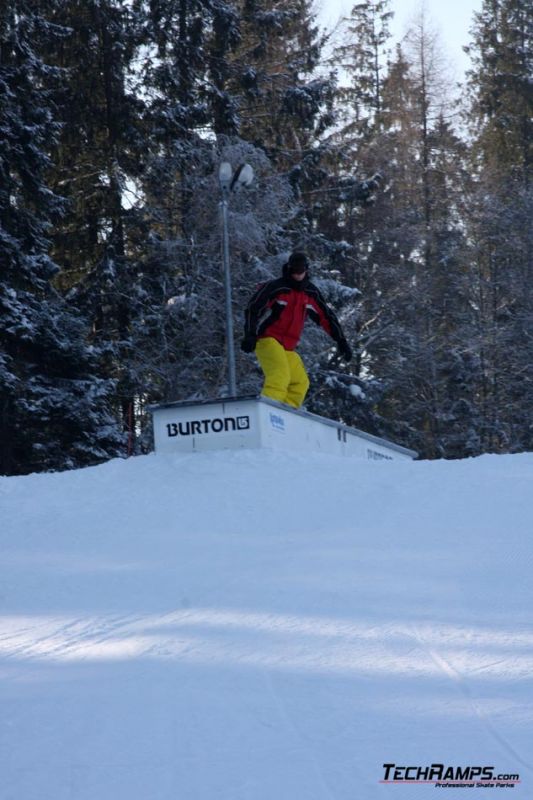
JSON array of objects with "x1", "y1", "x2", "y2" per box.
[
  {"x1": 152, "y1": 400, "x2": 261, "y2": 453},
  {"x1": 257, "y1": 400, "x2": 414, "y2": 461},
  {"x1": 343, "y1": 430, "x2": 411, "y2": 461},
  {"x1": 258, "y1": 403, "x2": 343, "y2": 456}
]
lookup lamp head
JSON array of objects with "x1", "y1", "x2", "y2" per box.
[
  {"x1": 230, "y1": 163, "x2": 254, "y2": 191},
  {"x1": 237, "y1": 163, "x2": 254, "y2": 187},
  {"x1": 218, "y1": 161, "x2": 232, "y2": 191}
]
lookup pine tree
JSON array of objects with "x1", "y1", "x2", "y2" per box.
[
  {"x1": 137, "y1": 0, "x2": 242, "y2": 140},
  {"x1": 332, "y1": 0, "x2": 394, "y2": 140},
  {"x1": 231, "y1": 0, "x2": 342, "y2": 236},
  {"x1": 43, "y1": 0, "x2": 146, "y2": 287},
  {"x1": 0, "y1": 1, "x2": 124, "y2": 475},
  {"x1": 42, "y1": 0, "x2": 162, "y2": 445},
  {"x1": 464, "y1": 0, "x2": 533, "y2": 453},
  {"x1": 347, "y1": 23, "x2": 473, "y2": 458},
  {"x1": 233, "y1": 0, "x2": 335, "y2": 163},
  {"x1": 465, "y1": 0, "x2": 532, "y2": 186},
  {"x1": 309, "y1": 0, "x2": 393, "y2": 338}
]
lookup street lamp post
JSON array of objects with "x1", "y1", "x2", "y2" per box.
[{"x1": 218, "y1": 161, "x2": 254, "y2": 397}]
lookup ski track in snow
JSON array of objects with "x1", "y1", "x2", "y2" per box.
[
  {"x1": 410, "y1": 624, "x2": 533, "y2": 775},
  {"x1": 262, "y1": 669, "x2": 337, "y2": 800}
]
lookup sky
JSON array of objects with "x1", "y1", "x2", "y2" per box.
[{"x1": 317, "y1": 0, "x2": 483, "y2": 81}]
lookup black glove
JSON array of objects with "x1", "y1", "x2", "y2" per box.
[
  {"x1": 241, "y1": 334, "x2": 257, "y2": 353},
  {"x1": 337, "y1": 338, "x2": 352, "y2": 362}
]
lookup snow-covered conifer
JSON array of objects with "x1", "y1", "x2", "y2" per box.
[{"x1": 0, "y1": 1, "x2": 124, "y2": 475}]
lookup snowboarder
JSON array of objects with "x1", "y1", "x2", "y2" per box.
[{"x1": 241, "y1": 251, "x2": 352, "y2": 409}]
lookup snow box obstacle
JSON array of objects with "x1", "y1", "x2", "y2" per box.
[{"x1": 150, "y1": 396, "x2": 417, "y2": 461}]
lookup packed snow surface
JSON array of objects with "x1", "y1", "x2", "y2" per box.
[{"x1": 1, "y1": 449, "x2": 533, "y2": 799}]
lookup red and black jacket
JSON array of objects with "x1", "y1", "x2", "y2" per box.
[{"x1": 244, "y1": 273, "x2": 346, "y2": 351}]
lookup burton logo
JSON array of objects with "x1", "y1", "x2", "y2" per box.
[{"x1": 166, "y1": 416, "x2": 250, "y2": 437}]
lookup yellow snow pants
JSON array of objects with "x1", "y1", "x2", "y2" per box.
[{"x1": 255, "y1": 337, "x2": 310, "y2": 409}]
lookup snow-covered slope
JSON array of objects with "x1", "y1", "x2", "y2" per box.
[{"x1": 2, "y1": 449, "x2": 532, "y2": 799}]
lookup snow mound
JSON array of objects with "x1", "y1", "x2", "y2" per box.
[{"x1": 2, "y1": 449, "x2": 533, "y2": 799}]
